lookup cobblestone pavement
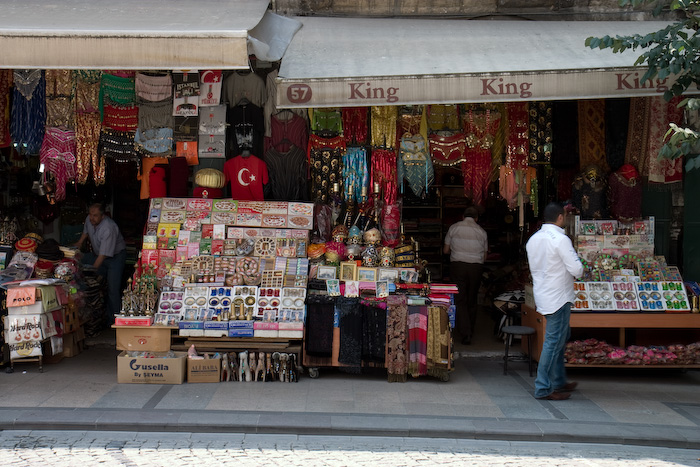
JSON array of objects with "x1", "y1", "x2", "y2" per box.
[{"x1": 0, "y1": 431, "x2": 698, "y2": 466}]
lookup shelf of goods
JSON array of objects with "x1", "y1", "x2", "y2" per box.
[{"x1": 521, "y1": 305, "x2": 700, "y2": 368}]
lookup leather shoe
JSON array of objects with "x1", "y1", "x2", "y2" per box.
[
  {"x1": 537, "y1": 392, "x2": 570, "y2": 401},
  {"x1": 555, "y1": 381, "x2": 578, "y2": 392}
]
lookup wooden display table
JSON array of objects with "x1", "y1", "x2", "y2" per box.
[{"x1": 521, "y1": 304, "x2": 700, "y2": 367}]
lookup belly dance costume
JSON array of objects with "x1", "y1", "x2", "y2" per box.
[
  {"x1": 40, "y1": 127, "x2": 76, "y2": 201},
  {"x1": 463, "y1": 109, "x2": 500, "y2": 206},
  {"x1": 308, "y1": 134, "x2": 345, "y2": 204},
  {"x1": 45, "y1": 69, "x2": 75, "y2": 129},
  {"x1": 398, "y1": 135, "x2": 433, "y2": 198},
  {"x1": 75, "y1": 71, "x2": 105, "y2": 185},
  {"x1": 11, "y1": 70, "x2": 46, "y2": 155}
]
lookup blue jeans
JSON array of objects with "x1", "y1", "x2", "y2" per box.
[
  {"x1": 82, "y1": 249, "x2": 126, "y2": 318},
  {"x1": 534, "y1": 302, "x2": 571, "y2": 398}
]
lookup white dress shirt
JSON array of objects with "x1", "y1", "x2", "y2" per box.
[{"x1": 525, "y1": 223, "x2": 584, "y2": 315}]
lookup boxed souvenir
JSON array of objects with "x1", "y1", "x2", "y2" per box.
[
  {"x1": 211, "y1": 211, "x2": 237, "y2": 224},
  {"x1": 212, "y1": 199, "x2": 238, "y2": 212},
  {"x1": 142, "y1": 235, "x2": 158, "y2": 249},
  {"x1": 114, "y1": 315, "x2": 154, "y2": 326},
  {"x1": 187, "y1": 357, "x2": 221, "y2": 383},
  {"x1": 187, "y1": 198, "x2": 213, "y2": 212},
  {"x1": 611, "y1": 282, "x2": 640, "y2": 311},
  {"x1": 253, "y1": 321, "x2": 279, "y2": 338},
  {"x1": 115, "y1": 325, "x2": 172, "y2": 352},
  {"x1": 636, "y1": 282, "x2": 665, "y2": 311},
  {"x1": 229, "y1": 320, "x2": 254, "y2": 337},
  {"x1": 179, "y1": 320, "x2": 205, "y2": 337},
  {"x1": 117, "y1": 351, "x2": 186, "y2": 384},
  {"x1": 159, "y1": 210, "x2": 186, "y2": 224},
  {"x1": 203, "y1": 321, "x2": 228, "y2": 337},
  {"x1": 660, "y1": 281, "x2": 690, "y2": 312},
  {"x1": 236, "y1": 212, "x2": 263, "y2": 227},
  {"x1": 278, "y1": 322, "x2": 304, "y2": 338},
  {"x1": 586, "y1": 282, "x2": 613, "y2": 311},
  {"x1": 237, "y1": 201, "x2": 265, "y2": 214},
  {"x1": 573, "y1": 282, "x2": 589, "y2": 311}
]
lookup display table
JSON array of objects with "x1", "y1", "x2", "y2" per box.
[{"x1": 521, "y1": 304, "x2": 700, "y2": 367}]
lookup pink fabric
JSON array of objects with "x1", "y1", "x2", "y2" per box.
[
  {"x1": 647, "y1": 96, "x2": 684, "y2": 184},
  {"x1": 40, "y1": 127, "x2": 76, "y2": 201}
]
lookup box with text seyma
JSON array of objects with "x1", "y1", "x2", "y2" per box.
[{"x1": 117, "y1": 351, "x2": 186, "y2": 384}]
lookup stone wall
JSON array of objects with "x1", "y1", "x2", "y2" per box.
[{"x1": 271, "y1": 0, "x2": 678, "y2": 20}]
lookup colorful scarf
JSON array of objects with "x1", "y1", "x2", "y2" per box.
[
  {"x1": 371, "y1": 148, "x2": 398, "y2": 204},
  {"x1": 578, "y1": 99, "x2": 608, "y2": 172},
  {"x1": 398, "y1": 135, "x2": 433, "y2": 198},
  {"x1": 342, "y1": 146, "x2": 369, "y2": 203},
  {"x1": 408, "y1": 306, "x2": 428, "y2": 377},
  {"x1": 427, "y1": 306, "x2": 451, "y2": 380},
  {"x1": 40, "y1": 127, "x2": 76, "y2": 201},
  {"x1": 386, "y1": 294, "x2": 408, "y2": 382}
]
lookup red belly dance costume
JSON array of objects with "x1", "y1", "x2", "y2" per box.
[{"x1": 463, "y1": 109, "x2": 500, "y2": 205}]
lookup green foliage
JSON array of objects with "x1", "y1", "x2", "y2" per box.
[{"x1": 587, "y1": 0, "x2": 700, "y2": 166}]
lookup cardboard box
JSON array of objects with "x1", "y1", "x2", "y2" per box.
[
  {"x1": 253, "y1": 321, "x2": 279, "y2": 338},
  {"x1": 187, "y1": 357, "x2": 221, "y2": 383},
  {"x1": 179, "y1": 321, "x2": 204, "y2": 337},
  {"x1": 117, "y1": 351, "x2": 186, "y2": 384},
  {"x1": 114, "y1": 316, "x2": 154, "y2": 326},
  {"x1": 115, "y1": 326, "x2": 171, "y2": 352},
  {"x1": 228, "y1": 328, "x2": 254, "y2": 337}
]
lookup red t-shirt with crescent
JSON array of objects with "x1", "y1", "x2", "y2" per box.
[{"x1": 223, "y1": 155, "x2": 268, "y2": 201}]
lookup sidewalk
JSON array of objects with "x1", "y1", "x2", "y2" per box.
[{"x1": 0, "y1": 329, "x2": 698, "y2": 450}]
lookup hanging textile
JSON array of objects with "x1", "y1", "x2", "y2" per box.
[
  {"x1": 308, "y1": 134, "x2": 346, "y2": 203},
  {"x1": 138, "y1": 100, "x2": 174, "y2": 131},
  {"x1": 337, "y1": 297, "x2": 362, "y2": 373},
  {"x1": 407, "y1": 305, "x2": 429, "y2": 378},
  {"x1": 311, "y1": 108, "x2": 343, "y2": 135},
  {"x1": 624, "y1": 97, "x2": 651, "y2": 176},
  {"x1": 505, "y1": 102, "x2": 529, "y2": 170},
  {"x1": 397, "y1": 135, "x2": 433, "y2": 198},
  {"x1": 608, "y1": 164, "x2": 642, "y2": 221},
  {"x1": 362, "y1": 301, "x2": 387, "y2": 365},
  {"x1": 427, "y1": 104, "x2": 460, "y2": 131},
  {"x1": 528, "y1": 102, "x2": 553, "y2": 164},
  {"x1": 371, "y1": 106, "x2": 398, "y2": 149},
  {"x1": 0, "y1": 70, "x2": 12, "y2": 148},
  {"x1": 134, "y1": 128, "x2": 174, "y2": 156},
  {"x1": 40, "y1": 128, "x2": 76, "y2": 202},
  {"x1": 45, "y1": 69, "x2": 75, "y2": 129},
  {"x1": 305, "y1": 295, "x2": 335, "y2": 357},
  {"x1": 647, "y1": 96, "x2": 684, "y2": 185},
  {"x1": 342, "y1": 146, "x2": 369, "y2": 203},
  {"x1": 226, "y1": 103, "x2": 264, "y2": 158},
  {"x1": 265, "y1": 111, "x2": 308, "y2": 153},
  {"x1": 75, "y1": 113, "x2": 105, "y2": 185},
  {"x1": 370, "y1": 148, "x2": 398, "y2": 205},
  {"x1": 76, "y1": 71, "x2": 101, "y2": 114},
  {"x1": 551, "y1": 101, "x2": 579, "y2": 169},
  {"x1": 428, "y1": 133, "x2": 467, "y2": 167},
  {"x1": 102, "y1": 102, "x2": 138, "y2": 132},
  {"x1": 397, "y1": 105, "x2": 427, "y2": 140},
  {"x1": 135, "y1": 72, "x2": 172, "y2": 102},
  {"x1": 578, "y1": 99, "x2": 608, "y2": 172},
  {"x1": 11, "y1": 70, "x2": 46, "y2": 155},
  {"x1": 572, "y1": 165, "x2": 608, "y2": 219},
  {"x1": 99, "y1": 129, "x2": 138, "y2": 165},
  {"x1": 464, "y1": 109, "x2": 499, "y2": 205},
  {"x1": 264, "y1": 145, "x2": 308, "y2": 201},
  {"x1": 605, "y1": 99, "x2": 630, "y2": 171},
  {"x1": 99, "y1": 73, "x2": 135, "y2": 119},
  {"x1": 426, "y1": 306, "x2": 451, "y2": 380},
  {"x1": 499, "y1": 166, "x2": 537, "y2": 210},
  {"x1": 137, "y1": 156, "x2": 169, "y2": 199},
  {"x1": 386, "y1": 294, "x2": 408, "y2": 382},
  {"x1": 342, "y1": 107, "x2": 368, "y2": 145}
]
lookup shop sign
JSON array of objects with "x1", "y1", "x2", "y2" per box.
[{"x1": 277, "y1": 69, "x2": 677, "y2": 108}]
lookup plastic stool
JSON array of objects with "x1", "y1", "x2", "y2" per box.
[{"x1": 502, "y1": 325, "x2": 535, "y2": 377}]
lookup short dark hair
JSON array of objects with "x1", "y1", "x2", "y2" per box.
[
  {"x1": 88, "y1": 203, "x2": 105, "y2": 215},
  {"x1": 543, "y1": 202, "x2": 565, "y2": 223},
  {"x1": 464, "y1": 207, "x2": 478, "y2": 219}
]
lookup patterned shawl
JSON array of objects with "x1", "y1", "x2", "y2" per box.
[
  {"x1": 427, "y1": 306, "x2": 452, "y2": 380},
  {"x1": 408, "y1": 306, "x2": 429, "y2": 377},
  {"x1": 386, "y1": 294, "x2": 408, "y2": 382},
  {"x1": 578, "y1": 99, "x2": 608, "y2": 172}
]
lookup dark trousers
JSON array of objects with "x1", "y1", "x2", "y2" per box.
[
  {"x1": 82, "y1": 249, "x2": 126, "y2": 318},
  {"x1": 450, "y1": 261, "x2": 483, "y2": 339}
]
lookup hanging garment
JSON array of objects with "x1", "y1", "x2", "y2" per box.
[
  {"x1": 371, "y1": 106, "x2": 398, "y2": 148},
  {"x1": 167, "y1": 157, "x2": 189, "y2": 197},
  {"x1": 99, "y1": 73, "x2": 135, "y2": 119},
  {"x1": 342, "y1": 146, "x2": 369, "y2": 203},
  {"x1": 137, "y1": 156, "x2": 169, "y2": 199},
  {"x1": 134, "y1": 128, "x2": 174, "y2": 156},
  {"x1": 398, "y1": 135, "x2": 433, "y2": 197},
  {"x1": 102, "y1": 102, "x2": 138, "y2": 132},
  {"x1": 386, "y1": 294, "x2": 408, "y2": 383},
  {"x1": 311, "y1": 108, "x2": 343, "y2": 136},
  {"x1": 76, "y1": 71, "x2": 101, "y2": 114},
  {"x1": 408, "y1": 305, "x2": 429, "y2": 378},
  {"x1": 99, "y1": 129, "x2": 138, "y2": 164},
  {"x1": 499, "y1": 166, "x2": 537, "y2": 210},
  {"x1": 0, "y1": 70, "x2": 12, "y2": 147},
  {"x1": 264, "y1": 145, "x2": 308, "y2": 201},
  {"x1": 222, "y1": 71, "x2": 266, "y2": 108},
  {"x1": 605, "y1": 98, "x2": 630, "y2": 171},
  {"x1": 427, "y1": 104, "x2": 460, "y2": 131},
  {"x1": 505, "y1": 102, "x2": 529, "y2": 170},
  {"x1": 174, "y1": 116, "x2": 198, "y2": 142},
  {"x1": 45, "y1": 69, "x2": 75, "y2": 129},
  {"x1": 135, "y1": 72, "x2": 172, "y2": 102},
  {"x1": 265, "y1": 111, "x2": 308, "y2": 153},
  {"x1": 625, "y1": 97, "x2": 651, "y2": 176},
  {"x1": 426, "y1": 306, "x2": 451, "y2": 380},
  {"x1": 305, "y1": 295, "x2": 335, "y2": 357},
  {"x1": 371, "y1": 148, "x2": 398, "y2": 205},
  {"x1": 336, "y1": 297, "x2": 362, "y2": 373},
  {"x1": 223, "y1": 154, "x2": 268, "y2": 201},
  {"x1": 11, "y1": 70, "x2": 46, "y2": 155},
  {"x1": 608, "y1": 164, "x2": 642, "y2": 221},
  {"x1": 397, "y1": 106, "x2": 425, "y2": 138},
  {"x1": 464, "y1": 109, "x2": 500, "y2": 205},
  {"x1": 138, "y1": 100, "x2": 174, "y2": 131},
  {"x1": 528, "y1": 102, "x2": 553, "y2": 164},
  {"x1": 342, "y1": 107, "x2": 368, "y2": 145},
  {"x1": 75, "y1": 113, "x2": 105, "y2": 185},
  {"x1": 362, "y1": 302, "x2": 387, "y2": 364},
  {"x1": 551, "y1": 100, "x2": 579, "y2": 169},
  {"x1": 572, "y1": 165, "x2": 608, "y2": 219},
  {"x1": 578, "y1": 99, "x2": 609, "y2": 172},
  {"x1": 226, "y1": 103, "x2": 264, "y2": 158},
  {"x1": 647, "y1": 96, "x2": 684, "y2": 185},
  {"x1": 308, "y1": 135, "x2": 346, "y2": 203},
  {"x1": 39, "y1": 127, "x2": 76, "y2": 202},
  {"x1": 428, "y1": 133, "x2": 467, "y2": 167}
]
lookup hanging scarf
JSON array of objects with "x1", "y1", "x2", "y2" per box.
[
  {"x1": 578, "y1": 99, "x2": 608, "y2": 172},
  {"x1": 371, "y1": 106, "x2": 398, "y2": 149},
  {"x1": 336, "y1": 297, "x2": 362, "y2": 373},
  {"x1": 76, "y1": 113, "x2": 105, "y2": 185},
  {"x1": 40, "y1": 127, "x2": 76, "y2": 202},
  {"x1": 304, "y1": 295, "x2": 335, "y2": 357},
  {"x1": 408, "y1": 305, "x2": 429, "y2": 377},
  {"x1": 386, "y1": 294, "x2": 408, "y2": 382},
  {"x1": 647, "y1": 96, "x2": 684, "y2": 186},
  {"x1": 370, "y1": 148, "x2": 398, "y2": 204},
  {"x1": 625, "y1": 97, "x2": 651, "y2": 177},
  {"x1": 505, "y1": 102, "x2": 529, "y2": 170},
  {"x1": 362, "y1": 302, "x2": 386, "y2": 364},
  {"x1": 528, "y1": 102, "x2": 553, "y2": 164},
  {"x1": 0, "y1": 70, "x2": 12, "y2": 147},
  {"x1": 398, "y1": 135, "x2": 434, "y2": 198},
  {"x1": 427, "y1": 305, "x2": 451, "y2": 380},
  {"x1": 342, "y1": 146, "x2": 369, "y2": 203},
  {"x1": 11, "y1": 70, "x2": 46, "y2": 155},
  {"x1": 308, "y1": 135, "x2": 345, "y2": 204}
]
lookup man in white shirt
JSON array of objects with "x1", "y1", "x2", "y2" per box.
[
  {"x1": 526, "y1": 203, "x2": 584, "y2": 401},
  {"x1": 444, "y1": 207, "x2": 488, "y2": 345}
]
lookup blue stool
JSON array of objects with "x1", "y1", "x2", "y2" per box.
[{"x1": 502, "y1": 325, "x2": 535, "y2": 377}]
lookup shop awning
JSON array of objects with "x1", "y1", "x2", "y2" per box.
[
  {"x1": 0, "y1": 0, "x2": 270, "y2": 69},
  {"x1": 276, "y1": 17, "x2": 675, "y2": 108}
]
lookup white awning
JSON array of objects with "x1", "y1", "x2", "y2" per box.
[
  {"x1": 277, "y1": 17, "x2": 675, "y2": 108},
  {"x1": 0, "y1": 0, "x2": 270, "y2": 69}
]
